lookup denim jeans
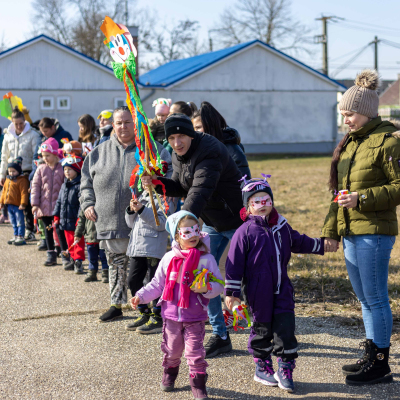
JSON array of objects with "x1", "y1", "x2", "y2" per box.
[
  {"x1": 202, "y1": 223, "x2": 237, "y2": 337},
  {"x1": 343, "y1": 234, "x2": 394, "y2": 348},
  {"x1": 8, "y1": 204, "x2": 25, "y2": 237},
  {"x1": 87, "y1": 244, "x2": 109, "y2": 271}
]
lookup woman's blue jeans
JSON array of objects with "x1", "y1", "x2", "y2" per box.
[
  {"x1": 202, "y1": 224, "x2": 237, "y2": 337},
  {"x1": 343, "y1": 234, "x2": 394, "y2": 348}
]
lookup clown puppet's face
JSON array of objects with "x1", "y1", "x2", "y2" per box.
[
  {"x1": 248, "y1": 191, "x2": 273, "y2": 217},
  {"x1": 177, "y1": 219, "x2": 200, "y2": 250}
]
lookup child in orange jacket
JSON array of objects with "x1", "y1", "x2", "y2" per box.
[{"x1": 0, "y1": 157, "x2": 29, "y2": 246}]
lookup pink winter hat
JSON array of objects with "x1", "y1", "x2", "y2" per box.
[
  {"x1": 40, "y1": 137, "x2": 59, "y2": 156},
  {"x1": 152, "y1": 98, "x2": 171, "y2": 115}
]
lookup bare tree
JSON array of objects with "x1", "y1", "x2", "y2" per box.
[
  {"x1": 144, "y1": 20, "x2": 202, "y2": 66},
  {"x1": 31, "y1": 0, "x2": 124, "y2": 63},
  {"x1": 31, "y1": 0, "x2": 73, "y2": 46},
  {"x1": 0, "y1": 33, "x2": 8, "y2": 53},
  {"x1": 214, "y1": 0, "x2": 313, "y2": 55}
]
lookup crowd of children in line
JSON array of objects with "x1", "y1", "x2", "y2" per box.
[{"x1": 0, "y1": 99, "x2": 336, "y2": 399}]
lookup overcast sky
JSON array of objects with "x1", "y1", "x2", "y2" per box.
[{"x1": 2, "y1": 0, "x2": 400, "y2": 80}]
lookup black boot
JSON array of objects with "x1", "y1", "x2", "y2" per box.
[
  {"x1": 43, "y1": 251, "x2": 57, "y2": 266},
  {"x1": 342, "y1": 339, "x2": 373, "y2": 375},
  {"x1": 102, "y1": 269, "x2": 109, "y2": 283},
  {"x1": 84, "y1": 270, "x2": 98, "y2": 282},
  {"x1": 346, "y1": 343, "x2": 393, "y2": 386}
]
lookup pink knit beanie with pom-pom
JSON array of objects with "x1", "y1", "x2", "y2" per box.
[{"x1": 40, "y1": 137, "x2": 59, "y2": 156}]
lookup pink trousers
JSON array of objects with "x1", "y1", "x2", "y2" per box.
[{"x1": 161, "y1": 319, "x2": 208, "y2": 374}]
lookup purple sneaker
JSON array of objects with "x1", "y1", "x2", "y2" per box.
[
  {"x1": 160, "y1": 366, "x2": 179, "y2": 392},
  {"x1": 254, "y1": 357, "x2": 278, "y2": 386},
  {"x1": 274, "y1": 358, "x2": 296, "y2": 392}
]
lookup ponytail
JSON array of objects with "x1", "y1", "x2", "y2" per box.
[{"x1": 328, "y1": 133, "x2": 349, "y2": 191}]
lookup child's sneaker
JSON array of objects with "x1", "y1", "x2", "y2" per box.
[
  {"x1": 74, "y1": 260, "x2": 84, "y2": 274},
  {"x1": 126, "y1": 310, "x2": 150, "y2": 331},
  {"x1": 24, "y1": 230, "x2": 36, "y2": 241},
  {"x1": 99, "y1": 306, "x2": 123, "y2": 322},
  {"x1": 223, "y1": 309, "x2": 234, "y2": 328},
  {"x1": 14, "y1": 236, "x2": 27, "y2": 246},
  {"x1": 7, "y1": 236, "x2": 16, "y2": 245},
  {"x1": 37, "y1": 239, "x2": 47, "y2": 251},
  {"x1": 160, "y1": 366, "x2": 179, "y2": 392},
  {"x1": 136, "y1": 314, "x2": 163, "y2": 334},
  {"x1": 254, "y1": 357, "x2": 278, "y2": 386},
  {"x1": 274, "y1": 358, "x2": 296, "y2": 393}
]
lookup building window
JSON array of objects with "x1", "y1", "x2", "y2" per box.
[
  {"x1": 57, "y1": 96, "x2": 71, "y2": 110},
  {"x1": 40, "y1": 96, "x2": 54, "y2": 110},
  {"x1": 114, "y1": 97, "x2": 126, "y2": 108}
]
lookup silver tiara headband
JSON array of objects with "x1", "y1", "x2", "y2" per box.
[{"x1": 240, "y1": 174, "x2": 272, "y2": 192}]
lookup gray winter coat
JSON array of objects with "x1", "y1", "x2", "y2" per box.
[
  {"x1": 80, "y1": 134, "x2": 172, "y2": 241},
  {"x1": 125, "y1": 191, "x2": 175, "y2": 259}
]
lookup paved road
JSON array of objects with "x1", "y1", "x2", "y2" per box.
[{"x1": 0, "y1": 224, "x2": 399, "y2": 399}]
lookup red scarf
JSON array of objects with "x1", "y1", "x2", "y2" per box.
[{"x1": 162, "y1": 247, "x2": 200, "y2": 309}]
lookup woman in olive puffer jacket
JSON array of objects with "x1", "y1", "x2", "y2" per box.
[{"x1": 322, "y1": 70, "x2": 400, "y2": 386}]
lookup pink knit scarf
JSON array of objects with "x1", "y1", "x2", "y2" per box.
[{"x1": 162, "y1": 247, "x2": 200, "y2": 309}]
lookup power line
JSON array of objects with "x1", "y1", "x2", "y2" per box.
[
  {"x1": 331, "y1": 44, "x2": 372, "y2": 78},
  {"x1": 335, "y1": 22, "x2": 400, "y2": 38},
  {"x1": 381, "y1": 39, "x2": 400, "y2": 49},
  {"x1": 343, "y1": 19, "x2": 400, "y2": 33}
]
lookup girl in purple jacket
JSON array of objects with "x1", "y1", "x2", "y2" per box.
[
  {"x1": 224, "y1": 175, "x2": 325, "y2": 393},
  {"x1": 131, "y1": 210, "x2": 223, "y2": 400}
]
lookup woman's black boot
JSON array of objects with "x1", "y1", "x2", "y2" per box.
[
  {"x1": 346, "y1": 343, "x2": 392, "y2": 386},
  {"x1": 342, "y1": 339, "x2": 372, "y2": 375}
]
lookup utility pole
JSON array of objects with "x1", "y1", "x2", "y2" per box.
[
  {"x1": 370, "y1": 36, "x2": 380, "y2": 71},
  {"x1": 315, "y1": 16, "x2": 343, "y2": 76},
  {"x1": 125, "y1": 0, "x2": 128, "y2": 26}
]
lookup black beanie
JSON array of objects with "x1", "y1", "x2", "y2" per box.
[
  {"x1": 242, "y1": 179, "x2": 274, "y2": 208},
  {"x1": 8, "y1": 157, "x2": 23, "y2": 176},
  {"x1": 164, "y1": 113, "x2": 196, "y2": 140}
]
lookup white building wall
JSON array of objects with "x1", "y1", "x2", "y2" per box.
[
  {"x1": 0, "y1": 90, "x2": 125, "y2": 139},
  {"x1": 0, "y1": 39, "x2": 122, "y2": 90},
  {"x1": 139, "y1": 44, "x2": 340, "y2": 153}
]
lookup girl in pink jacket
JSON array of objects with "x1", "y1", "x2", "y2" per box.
[
  {"x1": 31, "y1": 138, "x2": 64, "y2": 266},
  {"x1": 131, "y1": 210, "x2": 223, "y2": 400}
]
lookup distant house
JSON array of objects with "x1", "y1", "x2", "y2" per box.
[
  {"x1": 138, "y1": 40, "x2": 346, "y2": 154},
  {"x1": 0, "y1": 35, "x2": 125, "y2": 138},
  {"x1": 378, "y1": 75, "x2": 400, "y2": 120}
]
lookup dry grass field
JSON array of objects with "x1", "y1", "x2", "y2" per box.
[{"x1": 248, "y1": 155, "x2": 400, "y2": 338}]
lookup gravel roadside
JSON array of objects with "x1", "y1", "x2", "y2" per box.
[{"x1": 0, "y1": 224, "x2": 399, "y2": 399}]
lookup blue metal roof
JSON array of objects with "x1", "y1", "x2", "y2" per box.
[
  {"x1": 138, "y1": 39, "x2": 347, "y2": 90},
  {"x1": 0, "y1": 35, "x2": 113, "y2": 73}
]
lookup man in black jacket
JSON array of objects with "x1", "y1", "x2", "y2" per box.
[{"x1": 142, "y1": 114, "x2": 243, "y2": 358}]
